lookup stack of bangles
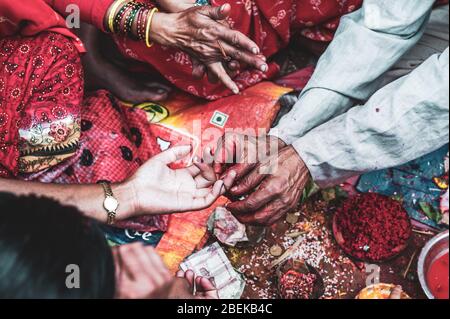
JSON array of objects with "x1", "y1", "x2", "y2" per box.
[{"x1": 106, "y1": 0, "x2": 159, "y2": 48}]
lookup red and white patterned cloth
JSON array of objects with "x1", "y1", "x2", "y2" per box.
[{"x1": 113, "y1": 0, "x2": 363, "y2": 100}]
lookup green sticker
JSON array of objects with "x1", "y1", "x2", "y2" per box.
[{"x1": 210, "y1": 111, "x2": 229, "y2": 128}]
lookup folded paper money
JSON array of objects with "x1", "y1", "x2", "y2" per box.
[
  {"x1": 180, "y1": 242, "x2": 245, "y2": 299},
  {"x1": 207, "y1": 207, "x2": 248, "y2": 247}
]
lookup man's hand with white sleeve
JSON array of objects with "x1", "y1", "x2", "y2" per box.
[{"x1": 214, "y1": 133, "x2": 311, "y2": 225}]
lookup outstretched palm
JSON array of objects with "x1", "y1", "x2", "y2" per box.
[{"x1": 128, "y1": 146, "x2": 236, "y2": 215}]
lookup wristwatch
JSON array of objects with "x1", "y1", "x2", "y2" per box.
[{"x1": 100, "y1": 182, "x2": 119, "y2": 225}]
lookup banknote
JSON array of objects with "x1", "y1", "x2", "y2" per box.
[
  {"x1": 180, "y1": 242, "x2": 245, "y2": 299},
  {"x1": 207, "y1": 207, "x2": 248, "y2": 247}
]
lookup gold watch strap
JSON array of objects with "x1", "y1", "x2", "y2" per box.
[
  {"x1": 100, "y1": 182, "x2": 118, "y2": 225},
  {"x1": 101, "y1": 181, "x2": 114, "y2": 197}
]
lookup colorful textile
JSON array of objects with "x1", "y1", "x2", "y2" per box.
[
  {"x1": 0, "y1": 32, "x2": 84, "y2": 177},
  {"x1": 0, "y1": 0, "x2": 114, "y2": 52},
  {"x1": 102, "y1": 225, "x2": 164, "y2": 246},
  {"x1": 0, "y1": 31, "x2": 291, "y2": 270},
  {"x1": 357, "y1": 145, "x2": 449, "y2": 229},
  {"x1": 195, "y1": 0, "x2": 210, "y2": 6},
  {"x1": 23, "y1": 89, "x2": 170, "y2": 232},
  {"x1": 113, "y1": 0, "x2": 363, "y2": 100}
]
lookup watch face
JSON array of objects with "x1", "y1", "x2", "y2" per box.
[{"x1": 104, "y1": 196, "x2": 119, "y2": 212}]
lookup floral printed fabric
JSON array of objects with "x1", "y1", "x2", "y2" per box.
[
  {"x1": 0, "y1": 32, "x2": 83, "y2": 177},
  {"x1": 113, "y1": 0, "x2": 362, "y2": 100},
  {"x1": 0, "y1": 31, "x2": 168, "y2": 231}
]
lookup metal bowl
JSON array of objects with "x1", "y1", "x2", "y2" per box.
[{"x1": 417, "y1": 230, "x2": 449, "y2": 299}]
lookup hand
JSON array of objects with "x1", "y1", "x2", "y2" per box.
[
  {"x1": 176, "y1": 270, "x2": 219, "y2": 299},
  {"x1": 78, "y1": 23, "x2": 171, "y2": 103},
  {"x1": 214, "y1": 133, "x2": 287, "y2": 181},
  {"x1": 389, "y1": 285, "x2": 403, "y2": 299},
  {"x1": 154, "y1": 2, "x2": 247, "y2": 90},
  {"x1": 122, "y1": 145, "x2": 236, "y2": 219},
  {"x1": 151, "y1": 4, "x2": 267, "y2": 93},
  {"x1": 225, "y1": 145, "x2": 311, "y2": 225},
  {"x1": 113, "y1": 243, "x2": 173, "y2": 299},
  {"x1": 191, "y1": 58, "x2": 245, "y2": 95},
  {"x1": 84, "y1": 60, "x2": 171, "y2": 103}
]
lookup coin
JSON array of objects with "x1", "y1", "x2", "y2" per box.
[
  {"x1": 286, "y1": 213, "x2": 299, "y2": 225},
  {"x1": 269, "y1": 245, "x2": 284, "y2": 257}
]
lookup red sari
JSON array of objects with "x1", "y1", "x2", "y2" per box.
[
  {"x1": 113, "y1": 0, "x2": 363, "y2": 100},
  {"x1": 2, "y1": 0, "x2": 362, "y2": 100}
]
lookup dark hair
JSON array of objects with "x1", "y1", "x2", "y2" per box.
[{"x1": 0, "y1": 192, "x2": 115, "y2": 299}]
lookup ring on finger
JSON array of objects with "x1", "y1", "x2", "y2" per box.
[{"x1": 217, "y1": 40, "x2": 232, "y2": 62}]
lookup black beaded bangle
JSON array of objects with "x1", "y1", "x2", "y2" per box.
[
  {"x1": 125, "y1": 3, "x2": 142, "y2": 38},
  {"x1": 113, "y1": 1, "x2": 134, "y2": 35},
  {"x1": 123, "y1": 3, "x2": 141, "y2": 37}
]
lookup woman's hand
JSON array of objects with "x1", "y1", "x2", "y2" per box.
[
  {"x1": 113, "y1": 243, "x2": 214, "y2": 299},
  {"x1": 0, "y1": 145, "x2": 233, "y2": 225},
  {"x1": 121, "y1": 145, "x2": 236, "y2": 219},
  {"x1": 78, "y1": 23, "x2": 170, "y2": 103},
  {"x1": 150, "y1": 4, "x2": 268, "y2": 93},
  {"x1": 113, "y1": 243, "x2": 173, "y2": 299},
  {"x1": 176, "y1": 270, "x2": 219, "y2": 299}
]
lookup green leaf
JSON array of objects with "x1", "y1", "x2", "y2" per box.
[
  {"x1": 301, "y1": 180, "x2": 320, "y2": 203},
  {"x1": 391, "y1": 194, "x2": 403, "y2": 203},
  {"x1": 322, "y1": 188, "x2": 336, "y2": 202},
  {"x1": 335, "y1": 186, "x2": 349, "y2": 199},
  {"x1": 419, "y1": 202, "x2": 442, "y2": 223}
]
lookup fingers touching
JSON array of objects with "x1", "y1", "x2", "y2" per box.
[
  {"x1": 198, "y1": 4, "x2": 267, "y2": 93},
  {"x1": 193, "y1": 147, "x2": 217, "y2": 186},
  {"x1": 208, "y1": 62, "x2": 239, "y2": 94},
  {"x1": 176, "y1": 270, "x2": 219, "y2": 299}
]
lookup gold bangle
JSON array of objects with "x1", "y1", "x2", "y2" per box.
[
  {"x1": 108, "y1": 0, "x2": 129, "y2": 33},
  {"x1": 145, "y1": 7, "x2": 159, "y2": 48}
]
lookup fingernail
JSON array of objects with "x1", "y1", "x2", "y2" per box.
[
  {"x1": 231, "y1": 186, "x2": 238, "y2": 192},
  {"x1": 217, "y1": 180, "x2": 225, "y2": 192},
  {"x1": 232, "y1": 87, "x2": 240, "y2": 94},
  {"x1": 193, "y1": 156, "x2": 200, "y2": 163},
  {"x1": 260, "y1": 64, "x2": 268, "y2": 72},
  {"x1": 252, "y1": 47, "x2": 259, "y2": 55}
]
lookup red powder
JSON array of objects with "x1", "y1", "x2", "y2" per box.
[
  {"x1": 279, "y1": 270, "x2": 317, "y2": 299},
  {"x1": 427, "y1": 252, "x2": 449, "y2": 299},
  {"x1": 334, "y1": 193, "x2": 412, "y2": 262}
]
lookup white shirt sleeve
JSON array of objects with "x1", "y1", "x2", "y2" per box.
[
  {"x1": 270, "y1": 0, "x2": 435, "y2": 144},
  {"x1": 294, "y1": 48, "x2": 449, "y2": 187}
]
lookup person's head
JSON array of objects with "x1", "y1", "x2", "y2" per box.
[{"x1": 0, "y1": 193, "x2": 115, "y2": 299}]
